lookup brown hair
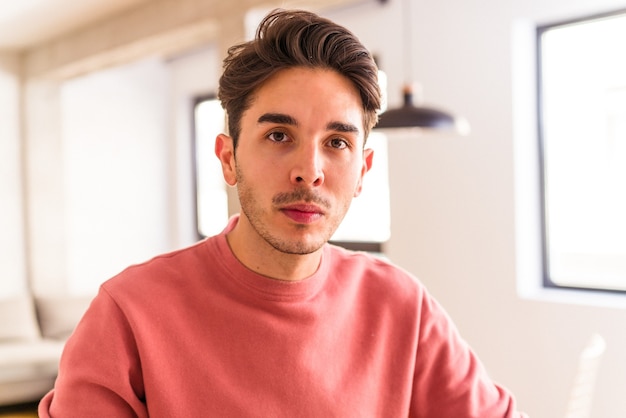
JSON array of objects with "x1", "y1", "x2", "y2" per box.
[{"x1": 218, "y1": 9, "x2": 381, "y2": 147}]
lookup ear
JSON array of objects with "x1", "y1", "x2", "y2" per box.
[
  {"x1": 215, "y1": 133, "x2": 237, "y2": 186},
  {"x1": 354, "y1": 148, "x2": 374, "y2": 197}
]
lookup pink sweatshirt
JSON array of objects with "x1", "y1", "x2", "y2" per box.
[{"x1": 40, "y1": 217, "x2": 526, "y2": 417}]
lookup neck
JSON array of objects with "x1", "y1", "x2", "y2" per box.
[{"x1": 226, "y1": 218, "x2": 323, "y2": 282}]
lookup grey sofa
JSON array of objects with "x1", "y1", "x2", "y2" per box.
[{"x1": 0, "y1": 294, "x2": 91, "y2": 406}]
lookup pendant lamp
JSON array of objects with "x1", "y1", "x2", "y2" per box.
[{"x1": 374, "y1": 0, "x2": 470, "y2": 135}]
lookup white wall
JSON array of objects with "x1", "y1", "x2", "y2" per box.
[
  {"x1": 58, "y1": 57, "x2": 172, "y2": 295},
  {"x1": 0, "y1": 54, "x2": 27, "y2": 297},
  {"x1": 23, "y1": 79, "x2": 68, "y2": 296},
  {"x1": 23, "y1": 48, "x2": 222, "y2": 296}
]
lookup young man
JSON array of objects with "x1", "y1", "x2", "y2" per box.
[{"x1": 39, "y1": 9, "x2": 527, "y2": 417}]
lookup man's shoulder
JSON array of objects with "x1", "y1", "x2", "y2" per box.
[
  {"x1": 326, "y1": 244, "x2": 423, "y2": 294},
  {"x1": 126, "y1": 238, "x2": 210, "y2": 271},
  {"x1": 102, "y1": 237, "x2": 219, "y2": 292},
  {"x1": 326, "y1": 243, "x2": 405, "y2": 272}
]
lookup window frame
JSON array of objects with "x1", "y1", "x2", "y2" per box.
[
  {"x1": 191, "y1": 93, "x2": 227, "y2": 241},
  {"x1": 536, "y1": 8, "x2": 626, "y2": 294}
]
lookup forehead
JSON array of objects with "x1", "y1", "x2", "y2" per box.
[{"x1": 244, "y1": 67, "x2": 365, "y2": 134}]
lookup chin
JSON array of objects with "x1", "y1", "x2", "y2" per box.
[{"x1": 269, "y1": 233, "x2": 328, "y2": 255}]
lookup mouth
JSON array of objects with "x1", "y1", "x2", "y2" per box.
[{"x1": 280, "y1": 203, "x2": 325, "y2": 224}]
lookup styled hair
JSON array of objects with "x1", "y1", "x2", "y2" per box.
[{"x1": 218, "y1": 9, "x2": 381, "y2": 147}]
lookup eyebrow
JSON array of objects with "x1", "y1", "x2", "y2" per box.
[
  {"x1": 257, "y1": 113, "x2": 360, "y2": 134},
  {"x1": 258, "y1": 113, "x2": 298, "y2": 126},
  {"x1": 326, "y1": 121, "x2": 360, "y2": 134}
]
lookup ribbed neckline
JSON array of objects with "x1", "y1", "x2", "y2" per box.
[{"x1": 204, "y1": 216, "x2": 330, "y2": 302}]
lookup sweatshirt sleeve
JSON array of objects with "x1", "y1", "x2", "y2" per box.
[
  {"x1": 410, "y1": 291, "x2": 528, "y2": 418},
  {"x1": 39, "y1": 287, "x2": 148, "y2": 418}
]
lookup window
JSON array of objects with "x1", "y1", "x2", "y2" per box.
[
  {"x1": 193, "y1": 95, "x2": 229, "y2": 238},
  {"x1": 537, "y1": 9, "x2": 626, "y2": 292},
  {"x1": 329, "y1": 131, "x2": 391, "y2": 252}
]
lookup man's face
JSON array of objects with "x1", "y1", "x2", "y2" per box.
[{"x1": 217, "y1": 67, "x2": 373, "y2": 255}]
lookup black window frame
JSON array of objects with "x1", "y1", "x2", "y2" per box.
[
  {"x1": 192, "y1": 93, "x2": 222, "y2": 241},
  {"x1": 536, "y1": 8, "x2": 626, "y2": 294}
]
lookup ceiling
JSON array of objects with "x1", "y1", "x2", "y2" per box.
[
  {"x1": 0, "y1": 0, "x2": 151, "y2": 51},
  {"x1": 0, "y1": 0, "x2": 364, "y2": 52},
  {"x1": 2, "y1": 0, "x2": 363, "y2": 79}
]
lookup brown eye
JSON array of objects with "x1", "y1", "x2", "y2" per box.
[
  {"x1": 268, "y1": 131, "x2": 289, "y2": 142},
  {"x1": 329, "y1": 138, "x2": 348, "y2": 149}
]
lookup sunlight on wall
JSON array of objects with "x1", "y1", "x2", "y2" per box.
[
  {"x1": 60, "y1": 58, "x2": 171, "y2": 295},
  {"x1": 0, "y1": 57, "x2": 27, "y2": 297}
]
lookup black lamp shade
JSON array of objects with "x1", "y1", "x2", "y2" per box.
[{"x1": 375, "y1": 89, "x2": 457, "y2": 130}]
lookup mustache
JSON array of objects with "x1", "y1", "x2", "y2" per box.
[{"x1": 272, "y1": 189, "x2": 330, "y2": 208}]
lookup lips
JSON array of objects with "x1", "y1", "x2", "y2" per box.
[{"x1": 280, "y1": 204, "x2": 324, "y2": 224}]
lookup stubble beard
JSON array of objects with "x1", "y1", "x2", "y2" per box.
[{"x1": 235, "y1": 166, "x2": 347, "y2": 255}]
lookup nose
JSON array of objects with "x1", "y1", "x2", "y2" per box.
[{"x1": 290, "y1": 144, "x2": 325, "y2": 187}]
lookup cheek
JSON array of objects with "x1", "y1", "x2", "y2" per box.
[{"x1": 236, "y1": 158, "x2": 282, "y2": 196}]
